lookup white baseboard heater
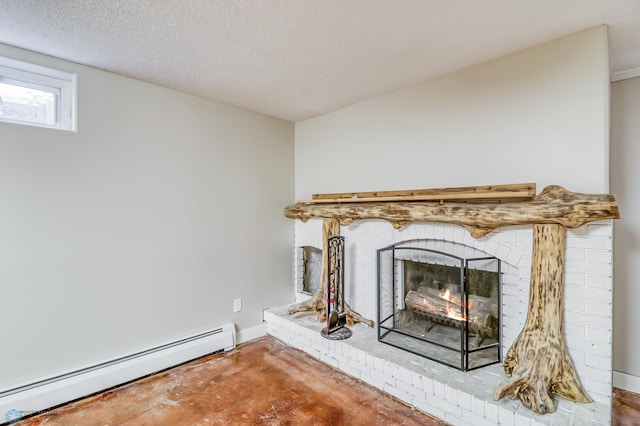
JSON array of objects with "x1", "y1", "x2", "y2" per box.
[{"x1": 0, "y1": 323, "x2": 235, "y2": 421}]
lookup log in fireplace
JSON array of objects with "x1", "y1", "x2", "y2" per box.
[{"x1": 377, "y1": 243, "x2": 501, "y2": 371}]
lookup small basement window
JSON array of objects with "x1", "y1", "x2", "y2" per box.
[{"x1": 0, "y1": 55, "x2": 76, "y2": 131}]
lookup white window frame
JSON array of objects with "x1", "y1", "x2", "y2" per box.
[{"x1": 0, "y1": 55, "x2": 77, "y2": 131}]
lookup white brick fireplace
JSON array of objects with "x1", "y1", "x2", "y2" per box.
[{"x1": 265, "y1": 219, "x2": 613, "y2": 425}]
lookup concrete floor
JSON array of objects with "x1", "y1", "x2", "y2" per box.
[
  {"x1": 13, "y1": 336, "x2": 640, "y2": 425},
  {"x1": 613, "y1": 388, "x2": 640, "y2": 426},
  {"x1": 16, "y1": 336, "x2": 445, "y2": 425}
]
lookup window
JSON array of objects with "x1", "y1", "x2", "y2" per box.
[{"x1": 0, "y1": 56, "x2": 76, "y2": 131}]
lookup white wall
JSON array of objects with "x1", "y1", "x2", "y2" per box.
[
  {"x1": 0, "y1": 43, "x2": 294, "y2": 390},
  {"x1": 611, "y1": 76, "x2": 640, "y2": 378},
  {"x1": 295, "y1": 26, "x2": 610, "y2": 199}
]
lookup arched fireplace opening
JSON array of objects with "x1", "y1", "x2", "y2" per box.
[{"x1": 377, "y1": 241, "x2": 501, "y2": 371}]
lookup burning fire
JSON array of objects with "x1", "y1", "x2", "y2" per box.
[
  {"x1": 439, "y1": 288, "x2": 467, "y2": 322},
  {"x1": 439, "y1": 288, "x2": 452, "y2": 300}
]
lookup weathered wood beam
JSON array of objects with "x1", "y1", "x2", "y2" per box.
[
  {"x1": 304, "y1": 182, "x2": 536, "y2": 204},
  {"x1": 493, "y1": 224, "x2": 592, "y2": 413},
  {"x1": 285, "y1": 185, "x2": 619, "y2": 238}
]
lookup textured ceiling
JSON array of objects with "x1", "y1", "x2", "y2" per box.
[{"x1": 1, "y1": 1, "x2": 639, "y2": 122}]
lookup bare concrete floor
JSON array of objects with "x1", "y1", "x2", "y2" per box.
[
  {"x1": 13, "y1": 336, "x2": 640, "y2": 425},
  {"x1": 16, "y1": 336, "x2": 446, "y2": 425},
  {"x1": 613, "y1": 387, "x2": 640, "y2": 426}
]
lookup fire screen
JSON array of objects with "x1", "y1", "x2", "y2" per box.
[{"x1": 377, "y1": 243, "x2": 501, "y2": 371}]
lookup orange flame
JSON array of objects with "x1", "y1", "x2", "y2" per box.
[
  {"x1": 439, "y1": 288, "x2": 451, "y2": 300},
  {"x1": 439, "y1": 288, "x2": 467, "y2": 322}
]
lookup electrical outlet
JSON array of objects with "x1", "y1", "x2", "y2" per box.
[{"x1": 233, "y1": 298, "x2": 242, "y2": 313}]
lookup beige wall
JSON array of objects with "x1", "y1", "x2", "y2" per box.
[
  {"x1": 295, "y1": 26, "x2": 610, "y2": 199},
  {"x1": 611, "y1": 76, "x2": 640, "y2": 378},
  {"x1": 0, "y1": 43, "x2": 294, "y2": 389}
]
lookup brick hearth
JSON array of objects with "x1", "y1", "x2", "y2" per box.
[{"x1": 273, "y1": 219, "x2": 614, "y2": 425}]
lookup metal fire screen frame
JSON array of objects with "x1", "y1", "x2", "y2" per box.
[{"x1": 377, "y1": 244, "x2": 501, "y2": 371}]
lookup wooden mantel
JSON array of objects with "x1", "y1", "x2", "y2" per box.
[
  {"x1": 285, "y1": 185, "x2": 619, "y2": 238},
  {"x1": 284, "y1": 184, "x2": 620, "y2": 415}
]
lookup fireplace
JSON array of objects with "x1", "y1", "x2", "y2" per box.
[
  {"x1": 274, "y1": 218, "x2": 615, "y2": 424},
  {"x1": 279, "y1": 185, "x2": 618, "y2": 422},
  {"x1": 377, "y1": 242, "x2": 501, "y2": 371}
]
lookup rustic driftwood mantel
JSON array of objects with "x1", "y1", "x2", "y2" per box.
[
  {"x1": 284, "y1": 185, "x2": 619, "y2": 414},
  {"x1": 285, "y1": 185, "x2": 619, "y2": 238}
]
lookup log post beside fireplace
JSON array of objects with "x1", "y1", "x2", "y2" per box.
[
  {"x1": 283, "y1": 184, "x2": 619, "y2": 414},
  {"x1": 493, "y1": 223, "x2": 592, "y2": 413},
  {"x1": 287, "y1": 218, "x2": 374, "y2": 328}
]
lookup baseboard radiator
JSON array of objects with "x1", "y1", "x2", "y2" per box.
[{"x1": 0, "y1": 323, "x2": 235, "y2": 420}]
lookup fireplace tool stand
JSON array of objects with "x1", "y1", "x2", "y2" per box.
[{"x1": 321, "y1": 236, "x2": 352, "y2": 340}]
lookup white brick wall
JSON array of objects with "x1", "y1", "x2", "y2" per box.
[{"x1": 288, "y1": 219, "x2": 613, "y2": 424}]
